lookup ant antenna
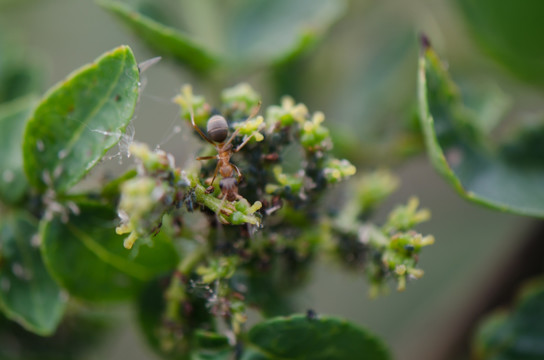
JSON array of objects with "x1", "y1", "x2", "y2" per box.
[{"x1": 187, "y1": 93, "x2": 214, "y2": 145}]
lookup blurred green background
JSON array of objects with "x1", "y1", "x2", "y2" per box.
[{"x1": 1, "y1": 0, "x2": 542, "y2": 359}]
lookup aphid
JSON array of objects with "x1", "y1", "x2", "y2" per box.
[
  {"x1": 306, "y1": 309, "x2": 318, "y2": 320},
  {"x1": 188, "y1": 102, "x2": 262, "y2": 198},
  {"x1": 184, "y1": 189, "x2": 197, "y2": 212}
]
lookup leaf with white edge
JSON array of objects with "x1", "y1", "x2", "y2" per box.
[
  {"x1": 97, "y1": 0, "x2": 219, "y2": 73},
  {"x1": 23, "y1": 45, "x2": 139, "y2": 192},
  {"x1": 241, "y1": 314, "x2": 391, "y2": 360},
  {"x1": 41, "y1": 202, "x2": 178, "y2": 302},
  {"x1": 0, "y1": 211, "x2": 67, "y2": 335},
  {"x1": 418, "y1": 38, "x2": 544, "y2": 217},
  {"x1": 0, "y1": 96, "x2": 36, "y2": 204}
]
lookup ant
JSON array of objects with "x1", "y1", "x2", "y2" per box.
[{"x1": 188, "y1": 102, "x2": 262, "y2": 202}]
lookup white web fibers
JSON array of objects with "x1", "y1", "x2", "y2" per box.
[
  {"x1": 187, "y1": 277, "x2": 237, "y2": 345},
  {"x1": 90, "y1": 57, "x2": 163, "y2": 163},
  {"x1": 92, "y1": 122, "x2": 136, "y2": 164},
  {"x1": 38, "y1": 57, "x2": 174, "y2": 223},
  {"x1": 85, "y1": 56, "x2": 190, "y2": 167}
]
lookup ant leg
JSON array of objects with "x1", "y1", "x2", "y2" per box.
[
  {"x1": 216, "y1": 194, "x2": 235, "y2": 223},
  {"x1": 196, "y1": 155, "x2": 217, "y2": 160},
  {"x1": 218, "y1": 195, "x2": 228, "y2": 215},
  {"x1": 248, "y1": 101, "x2": 262, "y2": 119},
  {"x1": 223, "y1": 127, "x2": 241, "y2": 147},
  {"x1": 206, "y1": 162, "x2": 221, "y2": 193},
  {"x1": 223, "y1": 100, "x2": 262, "y2": 148},
  {"x1": 234, "y1": 132, "x2": 256, "y2": 153},
  {"x1": 231, "y1": 163, "x2": 243, "y2": 184},
  {"x1": 188, "y1": 102, "x2": 215, "y2": 146}
]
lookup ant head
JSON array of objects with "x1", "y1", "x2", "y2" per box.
[{"x1": 207, "y1": 115, "x2": 229, "y2": 143}]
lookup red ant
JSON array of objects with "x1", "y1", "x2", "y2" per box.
[{"x1": 188, "y1": 103, "x2": 261, "y2": 202}]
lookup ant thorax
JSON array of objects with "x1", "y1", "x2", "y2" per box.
[
  {"x1": 218, "y1": 147, "x2": 232, "y2": 160},
  {"x1": 188, "y1": 97, "x2": 262, "y2": 197}
]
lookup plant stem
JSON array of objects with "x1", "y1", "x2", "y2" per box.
[{"x1": 164, "y1": 244, "x2": 208, "y2": 321}]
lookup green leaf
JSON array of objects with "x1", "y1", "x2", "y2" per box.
[
  {"x1": 242, "y1": 314, "x2": 391, "y2": 360},
  {"x1": 317, "y1": 19, "x2": 421, "y2": 165},
  {"x1": 97, "y1": 0, "x2": 219, "y2": 73},
  {"x1": 417, "y1": 40, "x2": 544, "y2": 217},
  {"x1": 0, "y1": 211, "x2": 67, "y2": 335},
  {"x1": 100, "y1": 168, "x2": 138, "y2": 200},
  {"x1": 0, "y1": 307, "x2": 112, "y2": 359},
  {"x1": 137, "y1": 277, "x2": 217, "y2": 359},
  {"x1": 0, "y1": 96, "x2": 36, "y2": 204},
  {"x1": 230, "y1": 267, "x2": 296, "y2": 318},
  {"x1": 98, "y1": 0, "x2": 346, "y2": 71},
  {"x1": 137, "y1": 278, "x2": 169, "y2": 356},
  {"x1": 473, "y1": 279, "x2": 544, "y2": 360},
  {"x1": 191, "y1": 331, "x2": 232, "y2": 360},
  {"x1": 23, "y1": 45, "x2": 139, "y2": 193},
  {"x1": 500, "y1": 121, "x2": 544, "y2": 168},
  {"x1": 40, "y1": 202, "x2": 178, "y2": 302},
  {"x1": 0, "y1": 34, "x2": 43, "y2": 104},
  {"x1": 457, "y1": 0, "x2": 544, "y2": 87},
  {"x1": 221, "y1": 0, "x2": 347, "y2": 66}
]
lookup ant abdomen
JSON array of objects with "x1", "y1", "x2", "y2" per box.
[{"x1": 207, "y1": 115, "x2": 229, "y2": 143}]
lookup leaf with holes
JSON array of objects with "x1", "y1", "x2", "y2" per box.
[
  {"x1": 23, "y1": 45, "x2": 139, "y2": 193},
  {"x1": 0, "y1": 211, "x2": 67, "y2": 335},
  {"x1": 418, "y1": 39, "x2": 544, "y2": 217},
  {"x1": 241, "y1": 314, "x2": 391, "y2": 360},
  {"x1": 0, "y1": 96, "x2": 36, "y2": 205},
  {"x1": 40, "y1": 202, "x2": 178, "y2": 302}
]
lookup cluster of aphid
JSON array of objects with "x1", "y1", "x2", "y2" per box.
[{"x1": 114, "y1": 83, "x2": 434, "y2": 355}]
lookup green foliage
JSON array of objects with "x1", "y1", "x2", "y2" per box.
[
  {"x1": 0, "y1": 34, "x2": 43, "y2": 104},
  {"x1": 0, "y1": 211, "x2": 66, "y2": 335},
  {"x1": 242, "y1": 314, "x2": 391, "y2": 360},
  {"x1": 0, "y1": 96, "x2": 36, "y2": 204},
  {"x1": 22, "y1": 45, "x2": 139, "y2": 192},
  {"x1": 5, "y1": 1, "x2": 537, "y2": 358},
  {"x1": 0, "y1": 34, "x2": 427, "y2": 352},
  {"x1": 457, "y1": 0, "x2": 544, "y2": 87},
  {"x1": 356, "y1": 170, "x2": 399, "y2": 215},
  {"x1": 335, "y1": 195, "x2": 433, "y2": 296},
  {"x1": 114, "y1": 82, "x2": 433, "y2": 357},
  {"x1": 0, "y1": 45, "x2": 145, "y2": 333},
  {"x1": 0, "y1": 2, "x2": 440, "y2": 356},
  {"x1": 98, "y1": 0, "x2": 346, "y2": 74},
  {"x1": 97, "y1": 0, "x2": 218, "y2": 74},
  {"x1": 417, "y1": 38, "x2": 544, "y2": 217},
  {"x1": 0, "y1": 308, "x2": 112, "y2": 360},
  {"x1": 41, "y1": 202, "x2": 178, "y2": 302},
  {"x1": 473, "y1": 279, "x2": 544, "y2": 360}
]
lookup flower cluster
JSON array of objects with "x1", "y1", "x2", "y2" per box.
[{"x1": 114, "y1": 83, "x2": 434, "y2": 356}]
